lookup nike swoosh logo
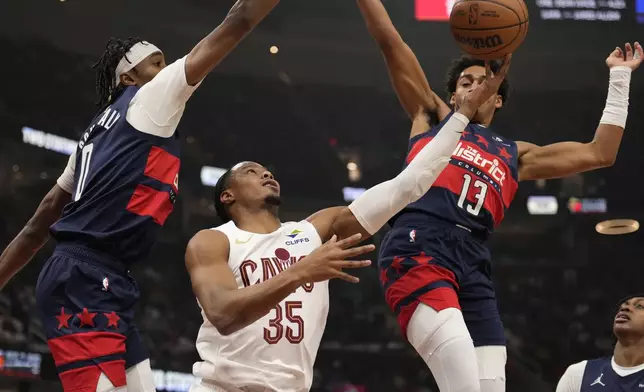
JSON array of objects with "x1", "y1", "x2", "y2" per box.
[{"x1": 235, "y1": 235, "x2": 254, "y2": 244}]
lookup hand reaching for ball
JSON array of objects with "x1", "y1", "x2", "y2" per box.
[
  {"x1": 457, "y1": 54, "x2": 512, "y2": 120},
  {"x1": 606, "y1": 42, "x2": 643, "y2": 71}
]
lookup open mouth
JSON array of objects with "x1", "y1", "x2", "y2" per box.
[
  {"x1": 615, "y1": 313, "x2": 630, "y2": 323},
  {"x1": 262, "y1": 180, "x2": 279, "y2": 190}
]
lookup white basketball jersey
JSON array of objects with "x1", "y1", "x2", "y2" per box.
[{"x1": 192, "y1": 220, "x2": 329, "y2": 392}]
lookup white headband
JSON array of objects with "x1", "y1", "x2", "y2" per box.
[{"x1": 113, "y1": 41, "x2": 162, "y2": 88}]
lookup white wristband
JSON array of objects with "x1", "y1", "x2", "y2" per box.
[{"x1": 600, "y1": 66, "x2": 631, "y2": 128}]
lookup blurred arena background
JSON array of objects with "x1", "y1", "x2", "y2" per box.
[{"x1": 0, "y1": 0, "x2": 643, "y2": 390}]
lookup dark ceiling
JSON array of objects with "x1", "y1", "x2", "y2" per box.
[{"x1": 2, "y1": 0, "x2": 641, "y2": 92}]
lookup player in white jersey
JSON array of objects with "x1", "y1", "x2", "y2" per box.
[
  {"x1": 556, "y1": 295, "x2": 644, "y2": 392},
  {"x1": 184, "y1": 65, "x2": 509, "y2": 392}
]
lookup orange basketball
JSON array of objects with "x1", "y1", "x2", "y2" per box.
[{"x1": 450, "y1": 0, "x2": 529, "y2": 60}]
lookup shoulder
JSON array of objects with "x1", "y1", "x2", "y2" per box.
[
  {"x1": 566, "y1": 360, "x2": 589, "y2": 375},
  {"x1": 516, "y1": 140, "x2": 538, "y2": 156},
  {"x1": 186, "y1": 229, "x2": 230, "y2": 268},
  {"x1": 557, "y1": 360, "x2": 588, "y2": 392}
]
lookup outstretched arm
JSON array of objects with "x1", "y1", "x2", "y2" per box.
[
  {"x1": 185, "y1": 0, "x2": 280, "y2": 86},
  {"x1": 518, "y1": 43, "x2": 641, "y2": 181},
  {"x1": 0, "y1": 153, "x2": 75, "y2": 289},
  {"x1": 356, "y1": 0, "x2": 451, "y2": 134},
  {"x1": 309, "y1": 57, "x2": 511, "y2": 242},
  {"x1": 0, "y1": 185, "x2": 71, "y2": 289},
  {"x1": 126, "y1": 0, "x2": 280, "y2": 137}
]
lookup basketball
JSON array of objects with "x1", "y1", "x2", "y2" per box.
[{"x1": 450, "y1": 0, "x2": 529, "y2": 60}]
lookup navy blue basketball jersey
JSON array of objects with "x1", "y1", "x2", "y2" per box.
[
  {"x1": 50, "y1": 86, "x2": 181, "y2": 265},
  {"x1": 391, "y1": 112, "x2": 519, "y2": 236},
  {"x1": 581, "y1": 357, "x2": 644, "y2": 391}
]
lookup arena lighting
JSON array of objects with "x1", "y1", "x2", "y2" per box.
[
  {"x1": 415, "y1": 0, "x2": 454, "y2": 21},
  {"x1": 568, "y1": 197, "x2": 607, "y2": 214},
  {"x1": 151, "y1": 369, "x2": 195, "y2": 392},
  {"x1": 200, "y1": 166, "x2": 227, "y2": 187},
  {"x1": 269, "y1": 45, "x2": 279, "y2": 54},
  {"x1": 526, "y1": 195, "x2": 558, "y2": 215},
  {"x1": 595, "y1": 219, "x2": 640, "y2": 235},
  {"x1": 342, "y1": 187, "x2": 366, "y2": 203},
  {"x1": 22, "y1": 126, "x2": 76, "y2": 155},
  {"x1": 21, "y1": 126, "x2": 228, "y2": 189}
]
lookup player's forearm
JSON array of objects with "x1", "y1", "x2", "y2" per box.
[
  {"x1": 0, "y1": 185, "x2": 69, "y2": 289},
  {"x1": 185, "y1": 0, "x2": 280, "y2": 85},
  {"x1": 349, "y1": 113, "x2": 467, "y2": 234},
  {"x1": 590, "y1": 66, "x2": 632, "y2": 166},
  {"x1": 356, "y1": 0, "x2": 400, "y2": 46},
  {"x1": 204, "y1": 269, "x2": 304, "y2": 335},
  {"x1": 0, "y1": 228, "x2": 48, "y2": 289}
]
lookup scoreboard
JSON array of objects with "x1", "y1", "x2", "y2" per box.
[
  {"x1": 416, "y1": 0, "x2": 643, "y2": 23},
  {"x1": 536, "y1": 0, "x2": 627, "y2": 22}
]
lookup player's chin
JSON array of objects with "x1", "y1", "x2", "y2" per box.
[
  {"x1": 264, "y1": 193, "x2": 282, "y2": 206},
  {"x1": 613, "y1": 320, "x2": 631, "y2": 333}
]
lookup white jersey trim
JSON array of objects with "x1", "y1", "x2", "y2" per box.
[
  {"x1": 126, "y1": 55, "x2": 201, "y2": 138},
  {"x1": 56, "y1": 150, "x2": 77, "y2": 194},
  {"x1": 556, "y1": 360, "x2": 586, "y2": 392}
]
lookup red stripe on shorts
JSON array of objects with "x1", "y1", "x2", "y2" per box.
[
  {"x1": 385, "y1": 263, "x2": 458, "y2": 310},
  {"x1": 58, "y1": 360, "x2": 126, "y2": 392},
  {"x1": 47, "y1": 332, "x2": 125, "y2": 367}
]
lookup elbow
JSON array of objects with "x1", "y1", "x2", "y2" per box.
[
  {"x1": 223, "y1": 13, "x2": 253, "y2": 36},
  {"x1": 594, "y1": 150, "x2": 617, "y2": 168},
  {"x1": 223, "y1": 0, "x2": 279, "y2": 34},
  {"x1": 589, "y1": 142, "x2": 617, "y2": 168},
  {"x1": 204, "y1": 308, "x2": 240, "y2": 336},
  {"x1": 599, "y1": 155, "x2": 616, "y2": 168}
]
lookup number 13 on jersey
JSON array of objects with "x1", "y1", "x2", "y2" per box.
[{"x1": 457, "y1": 173, "x2": 488, "y2": 216}]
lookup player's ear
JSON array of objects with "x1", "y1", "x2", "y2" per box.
[
  {"x1": 449, "y1": 93, "x2": 457, "y2": 107},
  {"x1": 494, "y1": 94, "x2": 503, "y2": 109},
  {"x1": 221, "y1": 190, "x2": 235, "y2": 206},
  {"x1": 121, "y1": 72, "x2": 136, "y2": 87}
]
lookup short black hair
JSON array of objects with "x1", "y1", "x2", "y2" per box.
[
  {"x1": 616, "y1": 294, "x2": 644, "y2": 310},
  {"x1": 213, "y1": 168, "x2": 235, "y2": 223},
  {"x1": 92, "y1": 37, "x2": 143, "y2": 109},
  {"x1": 445, "y1": 55, "x2": 510, "y2": 105}
]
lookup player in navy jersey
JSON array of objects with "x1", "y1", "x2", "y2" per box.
[
  {"x1": 0, "y1": 1, "x2": 281, "y2": 391},
  {"x1": 557, "y1": 295, "x2": 644, "y2": 392},
  {"x1": 356, "y1": 0, "x2": 643, "y2": 391}
]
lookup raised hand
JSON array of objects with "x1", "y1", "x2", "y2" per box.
[
  {"x1": 290, "y1": 233, "x2": 374, "y2": 284},
  {"x1": 606, "y1": 42, "x2": 643, "y2": 71},
  {"x1": 459, "y1": 54, "x2": 512, "y2": 119}
]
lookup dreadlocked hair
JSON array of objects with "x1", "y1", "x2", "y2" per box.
[{"x1": 92, "y1": 37, "x2": 142, "y2": 109}]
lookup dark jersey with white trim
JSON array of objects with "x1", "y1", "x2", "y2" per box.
[
  {"x1": 50, "y1": 86, "x2": 181, "y2": 265},
  {"x1": 581, "y1": 357, "x2": 644, "y2": 391},
  {"x1": 390, "y1": 112, "x2": 519, "y2": 236}
]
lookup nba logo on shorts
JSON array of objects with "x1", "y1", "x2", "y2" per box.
[
  {"x1": 416, "y1": 0, "x2": 455, "y2": 21},
  {"x1": 409, "y1": 230, "x2": 416, "y2": 243}
]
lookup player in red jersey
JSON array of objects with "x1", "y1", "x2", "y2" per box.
[
  {"x1": 0, "y1": 1, "x2": 281, "y2": 391},
  {"x1": 356, "y1": 0, "x2": 642, "y2": 391}
]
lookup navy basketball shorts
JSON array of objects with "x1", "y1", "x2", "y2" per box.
[
  {"x1": 35, "y1": 245, "x2": 148, "y2": 392},
  {"x1": 378, "y1": 223, "x2": 506, "y2": 347}
]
